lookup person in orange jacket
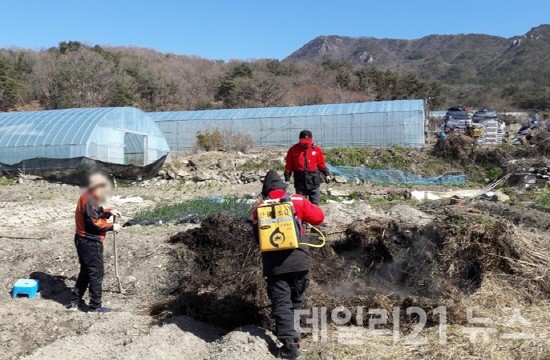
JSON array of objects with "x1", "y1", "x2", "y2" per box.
[
  {"x1": 284, "y1": 130, "x2": 331, "y2": 205},
  {"x1": 68, "y1": 171, "x2": 122, "y2": 314}
]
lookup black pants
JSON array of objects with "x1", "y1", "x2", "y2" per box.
[
  {"x1": 294, "y1": 171, "x2": 322, "y2": 206},
  {"x1": 71, "y1": 236, "x2": 104, "y2": 309},
  {"x1": 266, "y1": 271, "x2": 310, "y2": 344},
  {"x1": 295, "y1": 186, "x2": 321, "y2": 205}
]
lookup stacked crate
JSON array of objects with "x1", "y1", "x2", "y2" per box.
[
  {"x1": 444, "y1": 107, "x2": 473, "y2": 133},
  {"x1": 474, "y1": 109, "x2": 502, "y2": 145}
]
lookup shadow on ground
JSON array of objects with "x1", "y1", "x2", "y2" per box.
[
  {"x1": 29, "y1": 271, "x2": 72, "y2": 305},
  {"x1": 165, "y1": 316, "x2": 222, "y2": 342}
]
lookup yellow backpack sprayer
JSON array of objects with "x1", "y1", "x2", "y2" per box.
[{"x1": 256, "y1": 197, "x2": 326, "y2": 252}]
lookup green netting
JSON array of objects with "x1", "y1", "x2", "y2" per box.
[{"x1": 328, "y1": 164, "x2": 466, "y2": 185}]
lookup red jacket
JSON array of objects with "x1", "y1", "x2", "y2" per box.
[
  {"x1": 75, "y1": 191, "x2": 113, "y2": 242},
  {"x1": 284, "y1": 143, "x2": 328, "y2": 174}
]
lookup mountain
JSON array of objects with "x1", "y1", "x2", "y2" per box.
[{"x1": 287, "y1": 25, "x2": 550, "y2": 84}]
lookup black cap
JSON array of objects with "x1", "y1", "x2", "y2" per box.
[{"x1": 299, "y1": 130, "x2": 312, "y2": 139}]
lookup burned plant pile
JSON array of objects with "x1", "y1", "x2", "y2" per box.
[
  {"x1": 434, "y1": 123, "x2": 550, "y2": 171},
  {"x1": 433, "y1": 133, "x2": 477, "y2": 160},
  {"x1": 433, "y1": 133, "x2": 514, "y2": 167},
  {"x1": 153, "y1": 211, "x2": 550, "y2": 330},
  {"x1": 339, "y1": 214, "x2": 550, "y2": 299},
  {"x1": 152, "y1": 213, "x2": 270, "y2": 329},
  {"x1": 530, "y1": 130, "x2": 550, "y2": 156}
]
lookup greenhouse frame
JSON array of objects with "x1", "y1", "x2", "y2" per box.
[
  {"x1": 150, "y1": 99, "x2": 426, "y2": 153},
  {"x1": 0, "y1": 107, "x2": 170, "y2": 178}
]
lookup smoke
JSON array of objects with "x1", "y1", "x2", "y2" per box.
[{"x1": 319, "y1": 225, "x2": 447, "y2": 298}]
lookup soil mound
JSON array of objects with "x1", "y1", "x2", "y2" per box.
[
  {"x1": 472, "y1": 201, "x2": 550, "y2": 230},
  {"x1": 153, "y1": 212, "x2": 550, "y2": 330}
]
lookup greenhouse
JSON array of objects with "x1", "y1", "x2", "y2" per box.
[
  {"x1": 0, "y1": 107, "x2": 170, "y2": 179},
  {"x1": 150, "y1": 99, "x2": 426, "y2": 153}
]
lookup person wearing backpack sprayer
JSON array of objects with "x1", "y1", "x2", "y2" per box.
[
  {"x1": 252, "y1": 170, "x2": 325, "y2": 359},
  {"x1": 284, "y1": 130, "x2": 332, "y2": 205}
]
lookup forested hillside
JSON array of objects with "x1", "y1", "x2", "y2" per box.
[
  {"x1": 1, "y1": 24, "x2": 549, "y2": 113},
  {"x1": 0, "y1": 42, "x2": 444, "y2": 112}
]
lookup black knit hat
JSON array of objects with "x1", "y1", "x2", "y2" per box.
[
  {"x1": 261, "y1": 170, "x2": 287, "y2": 197},
  {"x1": 299, "y1": 130, "x2": 313, "y2": 139}
]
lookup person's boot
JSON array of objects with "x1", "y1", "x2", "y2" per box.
[
  {"x1": 87, "y1": 306, "x2": 112, "y2": 315},
  {"x1": 66, "y1": 299, "x2": 85, "y2": 311},
  {"x1": 279, "y1": 340, "x2": 300, "y2": 359}
]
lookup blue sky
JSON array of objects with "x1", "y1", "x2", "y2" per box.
[{"x1": 0, "y1": 0, "x2": 548, "y2": 60}]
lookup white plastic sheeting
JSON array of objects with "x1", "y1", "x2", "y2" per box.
[
  {"x1": 0, "y1": 107, "x2": 170, "y2": 166},
  {"x1": 150, "y1": 100, "x2": 426, "y2": 153}
]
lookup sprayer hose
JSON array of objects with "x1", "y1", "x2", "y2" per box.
[{"x1": 299, "y1": 224, "x2": 326, "y2": 248}]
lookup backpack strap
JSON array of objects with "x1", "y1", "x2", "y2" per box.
[{"x1": 281, "y1": 193, "x2": 292, "y2": 203}]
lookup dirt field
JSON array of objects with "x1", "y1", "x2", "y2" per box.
[{"x1": 1, "y1": 162, "x2": 549, "y2": 359}]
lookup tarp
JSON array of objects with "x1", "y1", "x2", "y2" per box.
[
  {"x1": 328, "y1": 164, "x2": 466, "y2": 185},
  {"x1": 473, "y1": 108, "x2": 498, "y2": 122},
  {"x1": 0, "y1": 155, "x2": 167, "y2": 185}
]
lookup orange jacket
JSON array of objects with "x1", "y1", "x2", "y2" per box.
[{"x1": 75, "y1": 191, "x2": 113, "y2": 242}]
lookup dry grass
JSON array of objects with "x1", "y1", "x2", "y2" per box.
[
  {"x1": 305, "y1": 216, "x2": 550, "y2": 360},
  {"x1": 194, "y1": 128, "x2": 254, "y2": 153},
  {"x1": 165, "y1": 154, "x2": 190, "y2": 171},
  {"x1": 440, "y1": 217, "x2": 550, "y2": 299},
  {"x1": 305, "y1": 274, "x2": 550, "y2": 359}
]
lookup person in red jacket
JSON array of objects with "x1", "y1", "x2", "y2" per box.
[
  {"x1": 252, "y1": 170, "x2": 325, "y2": 359},
  {"x1": 68, "y1": 171, "x2": 122, "y2": 314},
  {"x1": 284, "y1": 130, "x2": 331, "y2": 205}
]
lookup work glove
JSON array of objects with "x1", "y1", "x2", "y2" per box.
[
  {"x1": 110, "y1": 209, "x2": 122, "y2": 218},
  {"x1": 325, "y1": 176, "x2": 332, "y2": 184},
  {"x1": 284, "y1": 172, "x2": 291, "y2": 183}
]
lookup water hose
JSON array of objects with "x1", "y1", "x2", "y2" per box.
[{"x1": 299, "y1": 224, "x2": 326, "y2": 248}]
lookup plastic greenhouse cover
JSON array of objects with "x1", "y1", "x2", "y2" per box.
[
  {"x1": 149, "y1": 99, "x2": 425, "y2": 121},
  {"x1": 327, "y1": 164, "x2": 466, "y2": 185},
  {"x1": 0, "y1": 107, "x2": 169, "y2": 166},
  {"x1": 151, "y1": 99, "x2": 426, "y2": 152}
]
